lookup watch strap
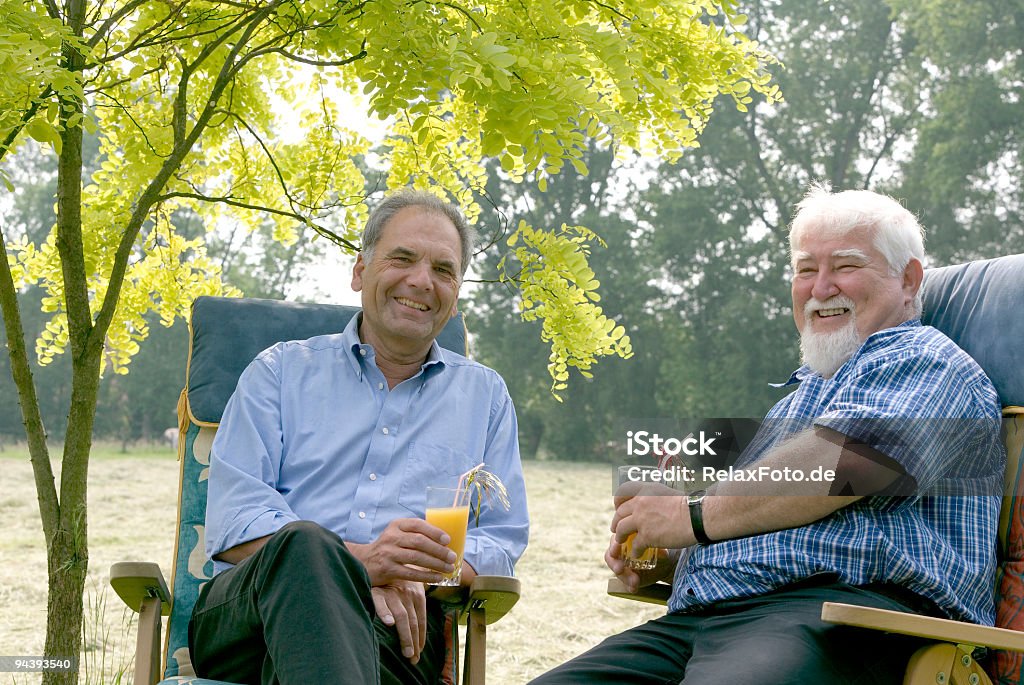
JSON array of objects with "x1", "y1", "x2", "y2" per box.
[{"x1": 688, "y1": 491, "x2": 713, "y2": 545}]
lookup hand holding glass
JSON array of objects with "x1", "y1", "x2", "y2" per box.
[
  {"x1": 425, "y1": 486, "x2": 470, "y2": 586},
  {"x1": 615, "y1": 466, "x2": 661, "y2": 571}
]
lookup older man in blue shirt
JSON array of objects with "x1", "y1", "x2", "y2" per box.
[
  {"x1": 531, "y1": 184, "x2": 1004, "y2": 684},
  {"x1": 189, "y1": 190, "x2": 529, "y2": 685}
]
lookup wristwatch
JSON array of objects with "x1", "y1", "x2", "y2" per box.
[{"x1": 687, "y1": 490, "x2": 713, "y2": 545}]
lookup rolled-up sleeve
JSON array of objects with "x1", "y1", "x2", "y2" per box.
[
  {"x1": 461, "y1": 381, "x2": 529, "y2": 577},
  {"x1": 815, "y1": 349, "x2": 1002, "y2": 493}
]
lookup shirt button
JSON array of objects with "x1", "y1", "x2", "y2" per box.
[
  {"x1": 382, "y1": 427, "x2": 389, "y2": 435},
  {"x1": 369, "y1": 473, "x2": 377, "y2": 481},
  {"x1": 359, "y1": 349, "x2": 367, "y2": 356},
  {"x1": 378, "y1": 382, "x2": 384, "y2": 390},
  {"x1": 358, "y1": 511, "x2": 366, "y2": 519}
]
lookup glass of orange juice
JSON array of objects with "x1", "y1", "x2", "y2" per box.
[
  {"x1": 615, "y1": 466, "x2": 661, "y2": 571},
  {"x1": 425, "y1": 486, "x2": 471, "y2": 586}
]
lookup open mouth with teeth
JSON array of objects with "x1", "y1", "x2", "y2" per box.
[
  {"x1": 396, "y1": 296, "x2": 429, "y2": 312},
  {"x1": 815, "y1": 307, "x2": 850, "y2": 318}
]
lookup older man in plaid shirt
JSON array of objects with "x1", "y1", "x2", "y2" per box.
[{"x1": 532, "y1": 184, "x2": 1005, "y2": 685}]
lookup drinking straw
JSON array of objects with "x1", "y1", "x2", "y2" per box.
[
  {"x1": 455, "y1": 462, "x2": 486, "y2": 506},
  {"x1": 656, "y1": 449, "x2": 672, "y2": 471}
]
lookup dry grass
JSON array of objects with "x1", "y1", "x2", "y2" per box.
[{"x1": 0, "y1": 449, "x2": 663, "y2": 684}]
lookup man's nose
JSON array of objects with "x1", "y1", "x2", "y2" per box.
[
  {"x1": 404, "y1": 260, "x2": 434, "y2": 290},
  {"x1": 810, "y1": 271, "x2": 840, "y2": 301}
]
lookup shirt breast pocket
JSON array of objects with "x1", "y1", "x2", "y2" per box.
[{"x1": 396, "y1": 442, "x2": 478, "y2": 516}]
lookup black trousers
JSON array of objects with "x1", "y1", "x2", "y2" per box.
[
  {"x1": 529, "y1": 580, "x2": 932, "y2": 685},
  {"x1": 188, "y1": 520, "x2": 447, "y2": 685}
]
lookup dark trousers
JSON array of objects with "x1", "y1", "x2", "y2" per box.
[
  {"x1": 529, "y1": 580, "x2": 931, "y2": 685},
  {"x1": 188, "y1": 520, "x2": 447, "y2": 685}
]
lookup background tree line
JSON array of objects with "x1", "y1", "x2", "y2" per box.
[
  {"x1": 2, "y1": 0, "x2": 1021, "y2": 457},
  {"x1": 460, "y1": 0, "x2": 1023, "y2": 460}
]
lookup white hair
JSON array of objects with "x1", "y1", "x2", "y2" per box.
[{"x1": 790, "y1": 182, "x2": 925, "y2": 317}]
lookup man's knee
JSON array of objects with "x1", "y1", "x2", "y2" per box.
[
  {"x1": 270, "y1": 520, "x2": 342, "y2": 553},
  {"x1": 262, "y1": 520, "x2": 370, "y2": 589}
]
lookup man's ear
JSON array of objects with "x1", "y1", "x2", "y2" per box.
[
  {"x1": 351, "y1": 253, "x2": 365, "y2": 292},
  {"x1": 902, "y1": 258, "x2": 924, "y2": 302}
]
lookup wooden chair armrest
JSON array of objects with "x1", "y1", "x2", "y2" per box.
[
  {"x1": 110, "y1": 562, "x2": 172, "y2": 685},
  {"x1": 430, "y1": 576, "x2": 520, "y2": 685},
  {"x1": 821, "y1": 602, "x2": 1024, "y2": 653},
  {"x1": 110, "y1": 561, "x2": 171, "y2": 616},
  {"x1": 607, "y1": 578, "x2": 671, "y2": 605},
  {"x1": 431, "y1": 575, "x2": 521, "y2": 626},
  {"x1": 466, "y1": 575, "x2": 520, "y2": 625}
]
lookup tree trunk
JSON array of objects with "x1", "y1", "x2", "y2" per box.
[
  {"x1": 42, "y1": 2, "x2": 94, "y2": 681},
  {"x1": 43, "y1": 524, "x2": 88, "y2": 685}
]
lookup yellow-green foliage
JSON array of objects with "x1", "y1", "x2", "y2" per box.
[
  {"x1": 504, "y1": 222, "x2": 633, "y2": 398},
  {"x1": 1, "y1": 0, "x2": 778, "y2": 386}
]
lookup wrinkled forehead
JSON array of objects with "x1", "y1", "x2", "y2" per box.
[{"x1": 790, "y1": 224, "x2": 882, "y2": 264}]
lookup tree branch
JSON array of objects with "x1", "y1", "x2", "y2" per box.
[
  {"x1": 91, "y1": 90, "x2": 163, "y2": 157},
  {"x1": 43, "y1": 0, "x2": 60, "y2": 20},
  {"x1": 0, "y1": 87, "x2": 52, "y2": 166},
  {"x1": 270, "y1": 45, "x2": 367, "y2": 67},
  {"x1": 582, "y1": 0, "x2": 631, "y2": 22},
  {"x1": 0, "y1": 235, "x2": 58, "y2": 542},
  {"x1": 55, "y1": 0, "x2": 93, "y2": 360},
  {"x1": 829, "y1": 17, "x2": 895, "y2": 187},
  {"x1": 85, "y1": 0, "x2": 150, "y2": 50},
  {"x1": 742, "y1": 110, "x2": 787, "y2": 230},
  {"x1": 438, "y1": 2, "x2": 484, "y2": 31},
  {"x1": 217, "y1": 107, "x2": 357, "y2": 217},
  {"x1": 91, "y1": 5, "x2": 243, "y2": 66},
  {"x1": 156, "y1": 190, "x2": 361, "y2": 252},
  {"x1": 90, "y1": 4, "x2": 287, "y2": 355}
]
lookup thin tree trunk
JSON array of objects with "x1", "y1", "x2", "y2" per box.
[{"x1": 42, "y1": 1, "x2": 93, "y2": 681}]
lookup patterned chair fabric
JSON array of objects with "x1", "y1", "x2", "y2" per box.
[
  {"x1": 917, "y1": 254, "x2": 1024, "y2": 683},
  {"x1": 160, "y1": 296, "x2": 468, "y2": 683}
]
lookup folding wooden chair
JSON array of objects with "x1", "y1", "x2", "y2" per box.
[
  {"x1": 111, "y1": 296, "x2": 520, "y2": 685},
  {"x1": 609, "y1": 253, "x2": 1024, "y2": 685}
]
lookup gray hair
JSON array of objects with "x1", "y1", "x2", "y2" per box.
[
  {"x1": 789, "y1": 182, "x2": 925, "y2": 317},
  {"x1": 361, "y1": 189, "x2": 476, "y2": 277}
]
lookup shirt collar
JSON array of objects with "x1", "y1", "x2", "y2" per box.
[
  {"x1": 771, "y1": 319, "x2": 922, "y2": 388},
  {"x1": 341, "y1": 313, "x2": 449, "y2": 380}
]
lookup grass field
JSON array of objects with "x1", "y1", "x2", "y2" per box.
[{"x1": 0, "y1": 445, "x2": 664, "y2": 684}]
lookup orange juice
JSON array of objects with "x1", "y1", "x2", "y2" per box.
[
  {"x1": 426, "y1": 505, "x2": 470, "y2": 583},
  {"x1": 622, "y1": 532, "x2": 658, "y2": 570}
]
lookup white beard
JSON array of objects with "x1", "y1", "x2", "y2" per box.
[{"x1": 799, "y1": 296, "x2": 862, "y2": 378}]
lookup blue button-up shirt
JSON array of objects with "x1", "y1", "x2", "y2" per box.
[
  {"x1": 669, "y1": 321, "x2": 1004, "y2": 624},
  {"x1": 205, "y1": 315, "x2": 529, "y2": 577}
]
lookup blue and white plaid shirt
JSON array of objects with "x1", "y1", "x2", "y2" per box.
[{"x1": 669, "y1": 320, "x2": 1004, "y2": 624}]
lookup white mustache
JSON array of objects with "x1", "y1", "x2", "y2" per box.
[{"x1": 804, "y1": 296, "x2": 856, "y2": 319}]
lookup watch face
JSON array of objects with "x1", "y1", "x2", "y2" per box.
[{"x1": 688, "y1": 490, "x2": 706, "y2": 504}]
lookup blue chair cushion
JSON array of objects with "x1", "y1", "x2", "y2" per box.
[
  {"x1": 921, "y1": 253, "x2": 1024, "y2": 407},
  {"x1": 187, "y1": 296, "x2": 468, "y2": 424}
]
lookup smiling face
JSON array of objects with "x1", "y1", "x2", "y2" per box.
[
  {"x1": 351, "y1": 206, "x2": 462, "y2": 361},
  {"x1": 791, "y1": 227, "x2": 922, "y2": 375}
]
